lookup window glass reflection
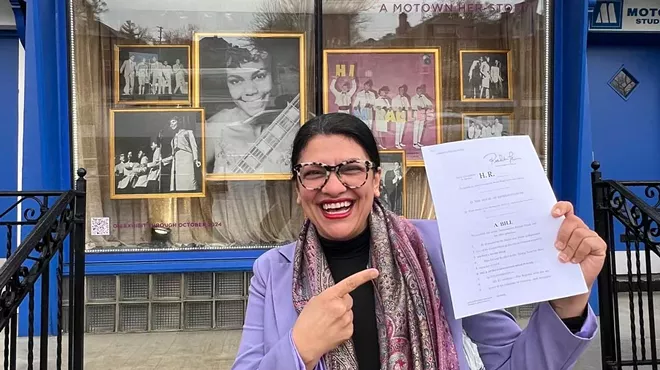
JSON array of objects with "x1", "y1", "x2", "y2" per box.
[
  {"x1": 72, "y1": 0, "x2": 313, "y2": 251},
  {"x1": 70, "y1": 0, "x2": 548, "y2": 251}
]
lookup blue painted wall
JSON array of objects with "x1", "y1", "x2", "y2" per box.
[
  {"x1": 552, "y1": 0, "x2": 601, "y2": 313},
  {"x1": 0, "y1": 36, "x2": 18, "y2": 189},
  {"x1": 587, "y1": 33, "x2": 660, "y2": 259},
  {"x1": 558, "y1": 3, "x2": 660, "y2": 314},
  {"x1": 0, "y1": 34, "x2": 19, "y2": 260},
  {"x1": 587, "y1": 33, "x2": 660, "y2": 182},
  {"x1": 552, "y1": 0, "x2": 592, "y2": 219},
  {"x1": 17, "y1": 0, "x2": 72, "y2": 336}
]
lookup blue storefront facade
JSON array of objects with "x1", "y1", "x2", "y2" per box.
[{"x1": 1, "y1": 0, "x2": 658, "y2": 335}]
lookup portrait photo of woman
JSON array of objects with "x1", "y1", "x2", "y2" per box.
[{"x1": 194, "y1": 33, "x2": 306, "y2": 180}]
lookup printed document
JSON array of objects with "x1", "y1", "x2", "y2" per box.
[{"x1": 421, "y1": 136, "x2": 588, "y2": 319}]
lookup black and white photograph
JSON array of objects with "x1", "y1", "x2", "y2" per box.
[
  {"x1": 110, "y1": 108, "x2": 206, "y2": 200},
  {"x1": 462, "y1": 113, "x2": 513, "y2": 140},
  {"x1": 378, "y1": 150, "x2": 406, "y2": 216},
  {"x1": 194, "y1": 32, "x2": 306, "y2": 180},
  {"x1": 114, "y1": 45, "x2": 191, "y2": 105},
  {"x1": 460, "y1": 50, "x2": 512, "y2": 102}
]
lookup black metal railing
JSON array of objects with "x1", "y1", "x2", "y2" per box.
[
  {"x1": 0, "y1": 169, "x2": 87, "y2": 370},
  {"x1": 591, "y1": 162, "x2": 659, "y2": 370}
]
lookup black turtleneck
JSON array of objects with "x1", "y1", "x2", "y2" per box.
[{"x1": 319, "y1": 227, "x2": 380, "y2": 370}]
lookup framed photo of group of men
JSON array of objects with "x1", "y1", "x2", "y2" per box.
[
  {"x1": 114, "y1": 45, "x2": 191, "y2": 106},
  {"x1": 110, "y1": 33, "x2": 306, "y2": 199},
  {"x1": 323, "y1": 48, "x2": 442, "y2": 167}
]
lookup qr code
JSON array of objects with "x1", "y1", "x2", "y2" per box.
[{"x1": 90, "y1": 217, "x2": 110, "y2": 236}]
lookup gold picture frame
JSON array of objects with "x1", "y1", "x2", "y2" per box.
[
  {"x1": 461, "y1": 112, "x2": 514, "y2": 140},
  {"x1": 459, "y1": 50, "x2": 513, "y2": 102},
  {"x1": 322, "y1": 48, "x2": 442, "y2": 167},
  {"x1": 114, "y1": 44, "x2": 192, "y2": 106},
  {"x1": 378, "y1": 149, "x2": 407, "y2": 217},
  {"x1": 110, "y1": 108, "x2": 206, "y2": 200},
  {"x1": 192, "y1": 32, "x2": 306, "y2": 181}
]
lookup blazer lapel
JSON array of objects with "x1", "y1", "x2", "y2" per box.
[{"x1": 270, "y1": 245, "x2": 299, "y2": 337}]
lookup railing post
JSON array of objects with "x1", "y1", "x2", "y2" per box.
[
  {"x1": 71, "y1": 169, "x2": 86, "y2": 370},
  {"x1": 591, "y1": 161, "x2": 616, "y2": 369}
]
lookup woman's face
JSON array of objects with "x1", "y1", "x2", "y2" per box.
[
  {"x1": 295, "y1": 135, "x2": 381, "y2": 241},
  {"x1": 226, "y1": 59, "x2": 272, "y2": 117}
]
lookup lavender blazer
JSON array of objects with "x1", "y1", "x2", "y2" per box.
[{"x1": 232, "y1": 219, "x2": 598, "y2": 370}]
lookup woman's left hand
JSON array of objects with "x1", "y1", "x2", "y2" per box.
[{"x1": 549, "y1": 201, "x2": 607, "y2": 318}]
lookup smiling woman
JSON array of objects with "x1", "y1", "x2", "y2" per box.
[{"x1": 232, "y1": 112, "x2": 606, "y2": 370}]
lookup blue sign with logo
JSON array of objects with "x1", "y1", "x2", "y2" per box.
[
  {"x1": 591, "y1": 0, "x2": 624, "y2": 30},
  {"x1": 590, "y1": 0, "x2": 660, "y2": 32}
]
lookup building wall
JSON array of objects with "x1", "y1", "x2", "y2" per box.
[
  {"x1": 0, "y1": 3, "x2": 22, "y2": 267},
  {"x1": 586, "y1": 31, "x2": 660, "y2": 275},
  {"x1": 12, "y1": 0, "x2": 71, "y2": 336},
  {"x1": 16, "y1": 0, "x2": 648, "y2": 333}
]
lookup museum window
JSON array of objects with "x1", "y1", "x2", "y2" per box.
[
  {"x1": 69, "y1": 0, "x2": 551, "y2": 253},
  {"x1": 70, "y1": 0, "x2": 315, "y2": 252}
]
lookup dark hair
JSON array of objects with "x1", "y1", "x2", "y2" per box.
[
  {"x1": 224, "y1": 45, "x2": 271, "y2": 69},
  {"x1": 290, "y1": 113, "x2": 381, "y2": 175}
]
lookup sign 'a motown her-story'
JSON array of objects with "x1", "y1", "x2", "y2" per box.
[{"x1": 376, "y1": 2, "x2": 517, "y2": 14}]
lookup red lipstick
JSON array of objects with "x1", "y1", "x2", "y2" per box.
[{"x1": 319, "y1": 199, "x2": 354, "y2": 220}]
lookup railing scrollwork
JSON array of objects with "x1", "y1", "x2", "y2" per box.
[
  {"x1": 591, "y1": 161, "x2": 659, "y2": 370},
  {"x1": 602, "y1": 180, "x2": 660, "y2": 254},
  {"x1": 0, "y1": 168, "x2": 87, "y2": 370}
]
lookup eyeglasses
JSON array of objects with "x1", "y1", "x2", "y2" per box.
[{"x1": 293, "y1": 159, "x2": 376, "y2": 190}]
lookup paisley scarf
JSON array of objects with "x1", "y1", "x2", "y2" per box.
[{"x1": 292, "y1": 200, "x2": 460, "y2": 370}]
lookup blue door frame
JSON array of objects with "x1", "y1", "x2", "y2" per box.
[
  {"x1": 14, "y1": 0, "x2": 71, "y2": 336},
  {"x1": 15, "y1": 0, "x2": 600, "y2": 335},
  {"x1": 553, "y1": 0, "x2": 601, "y2": 313}
]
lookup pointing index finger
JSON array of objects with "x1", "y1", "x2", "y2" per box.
[{"x1": 330, "y1": 268, "x2": 379, "y2": 297}]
